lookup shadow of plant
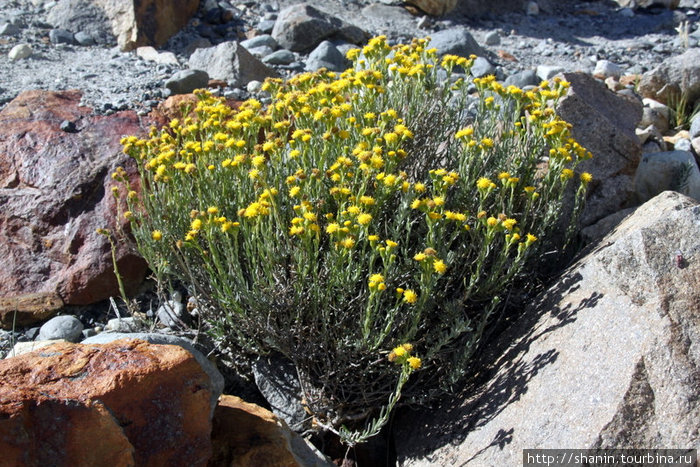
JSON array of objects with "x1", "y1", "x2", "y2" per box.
[{"x1": 394, "y1": 270, "x2": 603, "y2": 461}]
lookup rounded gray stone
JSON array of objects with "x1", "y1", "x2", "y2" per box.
[
  {"x1": 37, "y1": 315, "x2": 84, "y2": 342},
  {"x1": 165, "y1": 69, "x2": 209, "y2": 95}
]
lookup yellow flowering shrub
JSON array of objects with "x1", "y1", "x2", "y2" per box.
[{"x1": 115, "y1": 36, "x2": 591, "y2": 445}]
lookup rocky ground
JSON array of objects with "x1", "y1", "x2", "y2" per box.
[{"x1": 2, "y1": 0, "x2": 700, "y2": 114}]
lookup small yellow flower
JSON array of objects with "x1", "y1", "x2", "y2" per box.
[
  {"x1": 561, "y1": 168, "x2": 574, "y2": 181},
  {"x1": 581, "y1": 172, "x2": 593, "y2": 184},
  {"x1": 123, "y1": 211, "x2": 133, "y2": 220},
  {"x1": 191, "y1": 218, "x2": 203, "y2": 231},
  {"x1": 403, "y1": 289, "x2": 418, "y2": 304},
  {"x1": 357, "y1": 213, "x2": 372, "y2": 225},
  {"x1": 151, "y1": 230, "x2": 163, "y2": 241},
  {"x1": 433, "y1": 259, "x2": 447, "y2": 274},
  {"x1": 407, "y1": 357, "x2": 422, "y2": 370},
  {"x1": 385, "y1": 240, "x2": 398, "y2": 248},
  {"x1": 476, "y1": 177, "x2": 492, "y2": 190},
  {"x1": 207, "y1": 206, "x2": 219, "y2": 215}
]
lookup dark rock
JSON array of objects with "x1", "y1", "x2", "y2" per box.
[
  {"x1": 305, "y1": 40, "x2": 349, "y2": 72},
  {"x1": 272, "y1": 3, "x2": 367, "y2": 53},
  {"x1": 252, "y1": 355, "x2": 307, "y2": 431},
  {"x1": 427, "y1": 28, "x2": 484, "y2": 57},
  {"x1": 49, "y1": 28, "x2": 77, "y2": 45},
  {"x1": 59, "y1": 120, "x2": 77, "y2": 132}
]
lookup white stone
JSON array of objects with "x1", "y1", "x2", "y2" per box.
[{"x1": 8, "y1": 43, "x2": 32, "y2": 61}]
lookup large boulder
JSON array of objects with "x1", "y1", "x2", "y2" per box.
[
  {"x1": 396, "y1": 191, "x2": 700, "y2": 465},
  {"x1": 635, "y1": 150, "x2": 700, "y2": 203},
  {"x1": 83, "y1": 332, "x2": 225, "y2": 416},
  {"x1": 638, "y1": 48, "x2": 700, "y2": 106},
  {"x1": 47, "y1": 0, "x2": 200, "y2": 51},
  {"x1": 0, "y1": 90, "x2": 147, "y2": 324},
  {"x1": 556, "y1": 72, "x2": 643, "y2": 227},
  {"x1": 209, "y1": 395, "x2": 332, "y2": 467},
  {"x1": 188, "y1": 41, "x2": 278, "y2": 87},
  {"x1": 0, "y1": 339, "x2": 213, "y2": 466},
  {"x1": 272, "y1": 3, "x2": 368, "y2": 53}
]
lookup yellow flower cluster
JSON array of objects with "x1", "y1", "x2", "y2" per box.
[{"x1": 388, "y1": 343, "x2": 422, "y2": 370}]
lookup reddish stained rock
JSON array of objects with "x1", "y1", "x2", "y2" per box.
[
  {"x1": 0, "y1": 339, "x2": 212, "y2": 466},
  {"x1": 0, "y1": 90, "x2": 147, "y2": 314},
  {"x1": 209, "y1": 395, "x2": 328, "y2": 467},
  {"x1": 0, "y1": 292, "x2": 64, "y2": 329}
]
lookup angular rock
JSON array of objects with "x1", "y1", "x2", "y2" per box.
[
  {"x1": 210, "y1": 395, "x2": 332, "y2": 467},
  {"x1": 189, "y1": 41, "x2": 277, "y2": 87},
  {"x1": 536, "y1": 64, "x2": 565, "y2": 80},
  {"x1": 83, "y1": 332, "x2": 225, "y2": 416},
  {"x1": 470, "y1": 56, "x2": 495, "y2": 78},
  {"x1": 397, "y1": 191, "x2": 700, "y2": 465},
  {"x1": 46, "y1": 0, "x2": 114, "y2": 45},
  {"x1": 165, "y1": 69, "x2": 210, "y2": 95},
  {"x1": 0, "y1": 339, "x2": 212, "y2": 466},
  {"x1": 136, "y1": 46, "x2": 179, "y2": 65},
  {"x1": 0, "y1": 90, "x2": 148, "y2": 306},
  {"x1": 0, "y1": 22, "x2": 21, "y2": 36},
  {"x1": 49, "y1": 28, "x2": 76, "y2": 45},
  {"x1": 37, "y1": 315, "x2": 83, "y2": 342},
  {"x1": 48, "y1": 0, "x2": 200, "y2": 51},
  {"x1": 635, "y1": 150, "x2": 700, "y2": 203},
  {"x1": 406, "y1": 0, "x2": 458, "y2": 16},
  {"x1": 638, "y1": 48, "x2": 700, "y2": 106},
  {"x1": 0, "y1": 292, "x2": 63, "y2": 329},
  {"x1": 305, "y1": 40, "x2": 349, "y2": 72},
  {"x1": 556, "y1": 72, "x2": 643, "y2": 226},
  {"x1": 360, "y1": 3, "x2": 416, "y2": 24},
  {"x1": 272, "y1": 3, "x2": 367, "y2": 53},
  {"x1": 593, "y1": 60, "x2": 623, "y2": 79},
  {"x1": 427, "y1": 28, "x2": 484, "y2": 58}
]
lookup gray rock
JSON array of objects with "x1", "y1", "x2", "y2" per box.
[
  {"x1": 46, "y1": 0, "x2": 114, "y2": 45},
  {"x1": 688, "y1": 112, "x2": 700, "y2": 138},
  {"x1": 580, "y1": 207, "x2": 635, "y2": 244},
  {"x1": 83, "y1": 332, "x2": 225, "y2": 417},
  {"x1": 136, "y1": 46, "x2": 179, "y2": 65},
  {"x1": 556, "y1": 72, "x2": 643, "y2": 226},
  {"x1": 470, "y1": 56, "x2": 495, "y2": 78},
  {"x1": 74, "y1": 30, "x2": 95, "y2": 46},
  {"x1": 156, "y1": 291, "x2": 188, "y2": 328},
  {"x1": 188, "y1": 41, "x2": 277, "y2": 87},
  {"x1": 504, "y1": 69, "x2": 538, "y2": 88},
  {"x1": 272, "y1": 3, "x2": 367, "y2": 53},
  {"x1": 640, "y1": 100, "x2": 670, "y2": 134},
  {"x1": 674, "y1": 138, "x2": 692, "y2": 152},
  {"x1": 246, "y1": 45, "x2": 274, "y2": 59},
  {"x1": 613, "y1": 0, "x2": 679, "y2": 8},
  {"x1": 484, "y1": 30, "x2": 500, "y2": 46},
  {"x1": 525, "y1": 1, "x2": 539, "y2": 15},
  {"x1": 594, "y1": 60, "x2": 624, "y2": 79},
  {"x1": 397, "y1": 191, "x2": 700, "y2": 466},
  {"x1": 104, "y1": 317, "x2": 144, "y2": 333},
  {"x1": 635, "y1": 150, "x2": 700, "y2": 202},
  {"x1": 240, "y1": 34, "x2": 278, "y2": 51},
  {"x1": 49, "y1": 28, "x2": 76, "y2": 45},
  {"x1": 256, "y1": 19, "x2": 276, "y2": 34},
  {"x1": 262, "y1": 49, "x2": 296, "y2": 65},
  {"x1": 246, "y1": 80, "x2": 262, "y2": 93},
  {"x1": 638, "y1": 48, "x2": 700, "y2": 105},
  {"x1": 305, "y1": 40, "x2": 349, "y2": 71},
  {"x1": 0, "y1": 22, "x2": 20, "y2": 36},
  {"x1": 428, "y1": 27, "x2": 484, "y2": 57},
  {"x1": 165, "y1": 69, "x2": 209, "y2": 95},
  {"x1": 360, "y1": 3, "x2": 416, "y2": 23},
  {"x1": 536, "y1": 64, "x2": 565, "y2": 80},
  {"x1": 252, "y1": 355, "x2": 308, "y2": 431},
  {"x1": 7, "y1": 339, "x2": 70, "y2": 358},
  {"x1": 37, "y1": 315, "x2": 83, "y2": 342}
]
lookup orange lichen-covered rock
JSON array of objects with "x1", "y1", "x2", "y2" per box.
[
  {"x1": 0, "y1": 339, "x2": 212, "y2": 467},
  {"x1": 209, "y1": 395, "x2": 330, "y2": 467}
]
